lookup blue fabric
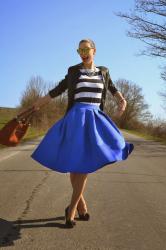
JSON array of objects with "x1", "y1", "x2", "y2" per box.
[{"x1": 31, "y1": 102, "x2": 134, "y2": 173}]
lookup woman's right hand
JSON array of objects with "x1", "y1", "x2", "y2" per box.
[
  {"x1": 16, "y1": 94, "x2": 52, "y2": 117},
  {"x1": 33, "y1": 94, "x2": 52, "y2": 111}
]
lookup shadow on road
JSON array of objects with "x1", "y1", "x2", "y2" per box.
[{"x1": 0, "y1": 215, "x2": 76, "y2": 247}]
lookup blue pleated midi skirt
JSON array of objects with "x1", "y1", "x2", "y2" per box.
[{"x1": 31, "y1": 102, "x2": 134, "y2": 174}]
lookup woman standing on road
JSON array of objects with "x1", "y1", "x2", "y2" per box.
[{"x1": 30, "y1": 38, "x2": 134, "y2": 228}]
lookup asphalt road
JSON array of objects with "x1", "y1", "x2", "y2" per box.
[{"x1": 0, "y1": 132, "x2": 166, "y2": 250}]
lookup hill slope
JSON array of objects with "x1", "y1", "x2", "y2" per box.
[{"x1": 0, "y1": 107, "x2": 18, "y2": 129}]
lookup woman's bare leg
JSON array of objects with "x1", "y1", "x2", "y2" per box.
[
  {"x1": 67, "y1": 173, "x2": 88, "y2": 220},
  {"x1": 70, "y1": 173, "x2": 88, "y2": 214}
]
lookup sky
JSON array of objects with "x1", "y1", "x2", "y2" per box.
[{"x1": 0, "y1": 0, "x2": 166, "y2": 121}]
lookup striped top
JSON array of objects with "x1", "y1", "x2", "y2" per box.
[{"x1": 74, "y1": 67, "x2": 104, "y2": 106}]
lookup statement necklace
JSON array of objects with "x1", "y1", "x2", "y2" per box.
[{"x1": 81, "y1": 66, "x2": 98, "y2": 77}]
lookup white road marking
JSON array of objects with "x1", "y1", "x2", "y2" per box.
[
  {"x1": 0, "y1": 151, "x2": 20, "y2": 162},
  {"x1": 0, "y1": 143, "x2": 37, "y2": 163}
]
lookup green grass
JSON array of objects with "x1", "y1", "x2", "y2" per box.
[
  {"x1": 121, "y1": 128, "x2": 166, "y2": 145},
  {"x1": 0, "y1": 107, "x2": 18, "y2": 129}
]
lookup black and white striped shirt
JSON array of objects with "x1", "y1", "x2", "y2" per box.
[{"x1": 74, "y1": 67, "x2": 104, "y2": 106}]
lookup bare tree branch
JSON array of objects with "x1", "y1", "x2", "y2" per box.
[
  {"x1": 115, "y1": 0, "x2": 166, "y2": 58},
  {"x1": 115, "y1": 0, "x2": 166, "y2": 112}
]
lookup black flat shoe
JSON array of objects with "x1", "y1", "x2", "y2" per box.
[
  {"x1": 77, "y1": 208, "x2": 90, "y2": 221},
  {"x1": 65, "y1": 206, "x2": 76, "y2": 228}
]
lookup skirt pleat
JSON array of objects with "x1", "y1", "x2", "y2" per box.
[{"x1": 31, "y1": 102, "x2": 134, "y2": 173}]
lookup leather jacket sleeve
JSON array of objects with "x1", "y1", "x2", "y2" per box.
[
  {"x1": 107, "y1": 70, "x2": 118, "y2": 96},
  {"x1": 48, "y1": 73, "x2": 68, "y2": 98}
]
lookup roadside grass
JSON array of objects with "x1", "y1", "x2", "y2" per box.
[
  {"x1": 121, "y1": 128, "x2": 166, "y2": 145},
  {"x1": 0, "y1": 107, "x2": 165, "y2": 149},
  {"x1": 0, "y1": 107, "x2": 47, "y2": 149},
  {"x1": 0, "y1": 126, "x2": 47, "y2": 149},
  {"x1": 21, "y1": 126, "x2": 47, "y2": 143}
]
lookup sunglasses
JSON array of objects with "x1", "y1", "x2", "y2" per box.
[{"x1": 77, "y1": 47, "x2": 94, "y2": 55}]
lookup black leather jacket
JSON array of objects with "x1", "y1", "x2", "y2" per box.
[{"x1": 48, "y1": 62, "x2": 118, "y2": 114}]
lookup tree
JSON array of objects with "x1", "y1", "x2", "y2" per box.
[
  {"x1": 116, "y1": 0, "x2": 166, "y2": 58},
  {"x1": 158, "y1": 65, "x2": 166, "y2": 111},
  {"x1": 105, "y1": 79, "x2": 152, "y2": 129},
  {"x1": 116, "y1": 0, "x2": 166, "y2": 112},
  {"x1": 19, "y1": 76, "x2": 48, "y2": 107},
  {"x1": 18, "y1": 75, "x2": 55, "y2": 129}
]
